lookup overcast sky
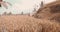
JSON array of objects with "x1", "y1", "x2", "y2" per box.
[{"x1": 0, "y1": 0, "x2": 56, "y2": 14}]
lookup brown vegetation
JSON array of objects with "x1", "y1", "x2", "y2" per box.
[
  {"x1": 0, "y1": 15, "x2": 60, "y2": 32},
  {"x1": 33, "y1": 1, "x2": 60, "y2": 22},
  {"x1": 0, "y1": 0, "x2": 60, "y2": 32}
]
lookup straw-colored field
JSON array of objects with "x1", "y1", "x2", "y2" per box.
[
  {"x1": 0, "y1": 15, "x2": 60, "y2": 32},
  {"x1": 0, "y1": 0, "x2": 60, "y2": 32}
]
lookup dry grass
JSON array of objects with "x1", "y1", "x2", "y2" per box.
[
  {"x1": 0, "y1": 1, "x2": 60, "y2": 32},
  {"x1": 0, "y1": 15, "x2": 60, "y2": 32},
  {"x1": 33, "y1": 1, "x2": 60, "y2": 23}
]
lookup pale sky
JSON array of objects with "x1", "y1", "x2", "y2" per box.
[{"x1": 0, "y1": 0, "x2": 56, "y2": 14}]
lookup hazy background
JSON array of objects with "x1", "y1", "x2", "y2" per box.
[{"x1": 0, "y1": 0, "x2": 56, "y2": 14}]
